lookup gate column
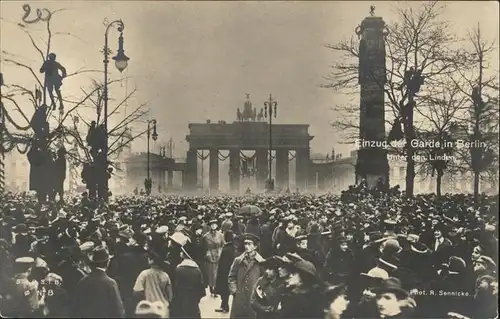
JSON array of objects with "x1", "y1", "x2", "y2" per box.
[
  {"x1": 209, "y1": 148, "x2": 219, "y2": 191},
  {"x1": 229, "y1": 148, "x2": 240, "y2": 193},
  {"x1": 255, "y1": 148, "x2": 268, "y2": 190},
  {"x1": 276, "y1": 149, "x2": 289, "y2": 190},
  {"x1": 167, "y1": 170, "x2": 173, "y2": 189}
]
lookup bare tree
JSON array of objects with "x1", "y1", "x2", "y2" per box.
[
  {"x1": 0, "y1": 5, "x2": 101, "y2": 149},
  {"x1": 451, "y1": 25, "x2": 499, "y2": 200},
  {"x1": 71, "y1": 80, "x2": 149, "y2": 161},
  {"x1": 414, "y1": 76, "x2": 468, "y2": 197},
  {"x1": 0, "y1": 5, "x2": 148, "y2": 200},
  {"x1": 323, "y1": 1, "x2": 468, "y2": 196}
]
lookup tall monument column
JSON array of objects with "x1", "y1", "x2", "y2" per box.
[
  {"x1": 209, "y1": 148, "x2": 219, "y2": 190},
  {"x1": 229, "y1": 148, "x2": 240, "y2": 193},
  {"x1": 276, "y1": 149, "x2": 289, "y2": 189},
  {"x1": 185, "y1": 149, "x2": 198, "y2": 190},
  {"x1": 255, "y1": 148, "x2": 268, "y2": 189},
  {"x1": 355, "y1": 11, "x2": 390, "y2": 188},
  {"x1": 295, "y1": 148, "x2": 310, "y2": 191}
]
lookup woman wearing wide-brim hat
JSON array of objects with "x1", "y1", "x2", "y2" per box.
[
  {"x1": 250, "y1": 256, "x2": 286, "y2": 319},
  {"x1": 280, "y1": 258, "x2": 326, "y2": 319}
]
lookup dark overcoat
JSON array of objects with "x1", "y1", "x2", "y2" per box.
[
  {"x1": 280, "y1": 285, "x2": 325, "y2": 319},
  {"x1": 228, "y1": 252, "x2": 264, "y2": 319},
  {"x1": 170, "y1": 259, "x2": 205, "y2": 319},
  {"x1": 72, "y1": 268, "x2": 125, "y2": 318},
  {"x1": 215, "y1": 241, "x2": 236, "y2": 296}
]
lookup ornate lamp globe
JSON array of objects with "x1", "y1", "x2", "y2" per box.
[{"x1": 112, "y1": 32, "x2": 130, "y2": 72}]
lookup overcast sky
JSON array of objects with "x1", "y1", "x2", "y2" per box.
[{"x1": 1, "y1": 1, "x2": 498, "y2": 158}]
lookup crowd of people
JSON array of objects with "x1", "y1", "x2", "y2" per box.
[{"x1": 0, "y1": 187, "x2": 498, "y2": 319}]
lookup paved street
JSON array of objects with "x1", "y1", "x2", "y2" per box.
[{"x1": 200, "y1": 288, "x2": 231, "y2": 318}]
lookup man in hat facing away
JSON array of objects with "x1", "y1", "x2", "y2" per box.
[
  {"x1": 72, "y1": 246, "x2": 125, "y2": 318},
  {"x1": 133, "y1": 253, "x2": 172, "y2": 318},
  {"x1": 228, "y1": 233, "x2": 264, "y2": 319},
  {"x1": 215, "y1": 230, "x2": 236, "y2": 313}
]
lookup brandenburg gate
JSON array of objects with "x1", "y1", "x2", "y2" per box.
[{"x1": 184, "y1": 100, "x2": 313, "y2": 192}]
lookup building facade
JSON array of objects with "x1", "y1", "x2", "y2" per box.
[
  {"x1": 322, "y1": 150, "x2": 497, "y2": 194},
  {"x1": 4, "y1": 150, "x2": 30, "y2": 192}
]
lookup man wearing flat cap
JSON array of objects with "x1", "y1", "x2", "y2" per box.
[
  {"x1": 109, "y1": 232, "x2": 150, "y2": 317},
  {"x1": 72, "y1": 246, "x2": 125, "y2": 317},
  {"x1": 228, "y1": 233, "x2": 264, "y2": 319}
]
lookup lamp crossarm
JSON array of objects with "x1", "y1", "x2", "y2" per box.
[{"x1": 104, "y1": 20, "x2": 125, "y2": 62}]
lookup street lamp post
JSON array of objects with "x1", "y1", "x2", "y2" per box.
[
  {"x1": 264, "y1": 94, "x2": 278, "y2": 191},
  {"x1": 145, "y1": 119, "x2": 158, "y2": 195},
  {"x1": 103, "y1": 19, "x2": 129, "y2": 200}
]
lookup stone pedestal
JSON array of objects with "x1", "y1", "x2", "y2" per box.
[
  {"x1": 209, "y1": 148, "x2": 219, "y2": 190},
  {"x1": 229, "y1": 149, "x2": 240, "y2": 193}
]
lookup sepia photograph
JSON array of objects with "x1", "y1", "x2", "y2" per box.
[{"x1": 0, "y1": 1, "x2": 498, "y2": 318}]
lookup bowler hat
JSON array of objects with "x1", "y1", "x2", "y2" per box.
[
  {"x1": 373, "y1": 277, "x2": 409, "y2": 299},
  {"x1": 448, "y1": 256, "x2": 466, "y2": 273},
  {"x1": 381, "y1": 239, "x2": 402, "y2": 255},
  {"x1": 89, "y1": 246, "x2": 111, "y2": 263}
]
